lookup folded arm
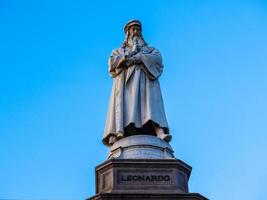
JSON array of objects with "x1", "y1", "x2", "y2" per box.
[{"x1": 135, "y1": 48, "x2": 164, "y2": 80}]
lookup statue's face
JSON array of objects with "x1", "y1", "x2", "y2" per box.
[
  {"x1": 129, "y1": 25, "x2": 141, "y2": 37},
  {"x1": 125, "y1": 24, "x2": 145, "y2": 47}
]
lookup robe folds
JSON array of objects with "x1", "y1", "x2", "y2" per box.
[{"x1": 102, "y1": 46, "x2": 169, "y2": 146}]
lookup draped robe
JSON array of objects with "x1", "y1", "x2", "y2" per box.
[{"x1": 102, "y1": 45, "x2": 169, "y2": 146}]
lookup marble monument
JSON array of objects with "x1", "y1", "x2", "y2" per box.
[{"x1": 88, "y1": 20, "x2": 208, "y2": 200}]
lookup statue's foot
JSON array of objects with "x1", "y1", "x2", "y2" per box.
[
  {"x1": 108, "y1": 133, "x2": 124, "y2": 146},
  {"x1": 108, "y1": 135, "x2": 117, "y2": 145},
  {"x1": 158, "y1": 133, "x2": 172, "y2": 143},
  {"x1": 156, "y1": 127, "x2": 172, "y2": 142},
  {"x1": 117, "y1": 132, "x2": 124, "y2": 139},
  {"x1": 163, "y1": 134, "x2": 172, "y2": 143}
]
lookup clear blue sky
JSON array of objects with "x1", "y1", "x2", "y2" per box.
[{"x1": 0, "y1": 1, "x2": 267, "y2": 199}]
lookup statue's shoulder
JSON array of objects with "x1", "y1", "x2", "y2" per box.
[
  {"x1": 111, "y1": 47, "x2": 124, "y2": 55},
  {"x1": 142, "y1": 46, "x2": 160, "y2": 54}
]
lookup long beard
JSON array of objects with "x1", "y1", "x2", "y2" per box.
[{"x1": 128, "y1": 34, "x2": 145, "y2": 48}]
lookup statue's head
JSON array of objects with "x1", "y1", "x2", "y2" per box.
[{"x1": 122, "y1": 20, "x2": 147, "y2": 48}]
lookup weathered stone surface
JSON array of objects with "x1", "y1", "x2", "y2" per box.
[
  {"x1": 108, "y1": 135, "x2": 175, "y2": 159},
  {"x1": 87, "y1": 158, "x2": 208, "y2": 200},
  {"x1": 95, "y1": 159, "x2": 192, "y2": 194}
]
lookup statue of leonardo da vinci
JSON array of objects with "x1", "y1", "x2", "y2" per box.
[{"x1": 103, "y1": 20, "x2": 171, "y2": 146}]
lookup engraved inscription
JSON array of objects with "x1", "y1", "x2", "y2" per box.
[
  {"x1": 117, "y1": 171, "x2": 175, "y2": 185},
  {"x1": 121, "y1": 175, "x2": 170, "y2": 182}
]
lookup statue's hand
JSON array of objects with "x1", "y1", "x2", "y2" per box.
[
  {"x1": 132, "y1": 53, "x2": 143, "y2": 65},
  {"x1": 125, "y1": 45, "x2": 139, "y2": 59},
  {"x1": 124, "y1": 57, "x2": 135, "y2": 67},
  {"x1": 124, "y1": 53, "x2": 142, "y2": 67}
]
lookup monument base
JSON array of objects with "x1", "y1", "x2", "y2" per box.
[
  {"x1": 87, "y1": 136, "x2": 208, "y2": 200},
  {"x1": 87, "y1": 159, "x2": 208, "y2": 200}
]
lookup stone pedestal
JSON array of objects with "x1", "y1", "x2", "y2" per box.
[
  {"x1": 108, "y1": 135, "x2": 175, "y2": 159},
  {"x1": 88, "y1": 135, "x2": 208, "y2": 200},
  {"x1": 95, "y1": 159, "x2": 191, "y2": 194}
]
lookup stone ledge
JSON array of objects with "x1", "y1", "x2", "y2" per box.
[
  {"x1": 108, "y1": 135, "x2": 175, "y2": 159},
  {"x1": 88, "y1": 192, "x2": 208, "y2": 200},
  {"x1": 96, "y1": 159, "x2": 192, "y2": 175}
]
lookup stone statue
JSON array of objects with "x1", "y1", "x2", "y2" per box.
[
  {"x1": 103, "y1": 20, "x2": 171, "y2": 146},
  {"x1": 89, "y1": 20, "x2": 208, "y2": 200}
]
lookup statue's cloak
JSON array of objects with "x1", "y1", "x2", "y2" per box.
[{"x1": 103, "y1": 46, "x2": 169, "y2": 146}]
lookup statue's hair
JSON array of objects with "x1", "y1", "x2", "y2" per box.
[{"x1": 122, "y1": 31, "x2": 147, "y2": 48}]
